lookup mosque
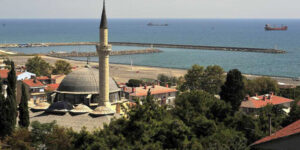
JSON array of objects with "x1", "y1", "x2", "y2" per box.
[{"x1": 48, "y1": 0, "x2": 125, "y2": 116}]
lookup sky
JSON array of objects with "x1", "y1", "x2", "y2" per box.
[{"x1": 0, "y1": 0, "x2": 299, "y2": 19}]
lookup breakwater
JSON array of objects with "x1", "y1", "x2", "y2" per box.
[
  {"x1": 47, "y1": 48, "x2": 162, "y2": 57},
  {"x1": 0, "y1": 42, "x2": 286, "y2": 54}
]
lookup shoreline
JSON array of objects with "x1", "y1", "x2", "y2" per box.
[{"x1": 7, "y1": 55, "x2": 300, "y2": 86}]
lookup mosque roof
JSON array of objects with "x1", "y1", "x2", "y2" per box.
[{"x1": 57, "y1": 67, "x2": 120, "y2": 94}]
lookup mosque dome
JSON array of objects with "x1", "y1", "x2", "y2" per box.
[{"x1": 57, "y1": 66, "x2": 120, "y2": 94}]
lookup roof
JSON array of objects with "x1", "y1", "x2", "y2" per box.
[
  {"x1": 100, "y1": 0, "x2": 108, "y2": 29},
  {"x1": 124, "y1": 85, "x2": 177, "y2": 97},
  {"x1": 57, "y1": 67, "x2": 120, "y2": 94},
  {"x1": 252, "y1": 119, "x2": 300, "y2": 146},
  {"x1": 23, "y1": 79, "x2": 45, "y2": 88},
  {"x1": 37, "y1": 76, "x2": 50, "y2": 80},
  {"x1": 0, "y1": 69, "x2": 9, "y2": 78},
  {"x1": 46, "y1": 84, "x2": 60, "y2": 91},
  {"x1": 241, "y1": 94, "x2": 294, "y2": 109}
]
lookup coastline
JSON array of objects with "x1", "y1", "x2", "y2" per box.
[{"x1": 7, "y1": 55, "x2": 300, "y2": 86}]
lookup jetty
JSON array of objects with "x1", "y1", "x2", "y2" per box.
[
  {"x1": 47, "y1": 49, "x2": 162, "y2": 57},
  {"x1": 0, "y1": 42, "x2": 286, "y2": 54}
]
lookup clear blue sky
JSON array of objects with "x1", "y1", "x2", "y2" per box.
[{"x1": 0, "y1": 0, "x2": 299, "y2": 19}]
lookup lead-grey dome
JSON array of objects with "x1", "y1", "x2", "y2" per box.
[{"x1": 57, "y1": 67, "x2": 120, "y2": 94}]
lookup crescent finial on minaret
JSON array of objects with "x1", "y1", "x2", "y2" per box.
[{"x1": 100, "y1": 0, "x2": 108, "y2": 29}]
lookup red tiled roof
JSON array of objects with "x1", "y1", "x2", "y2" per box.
[
  {"x1": 16, "y1": 72, "x2": 23, "y2": 76},
  {"x1": 123, "y1": 85, "x2": 177, "y2": 97},
  {"x1": 45, "y1": 83, "x2": 60, "y2": 91},
  {"x1": 23, "y1": 79, "x2": 45, "y2": 88},
  {"x1": 0, "y1": 69, "x2": 9, "y2": 78},
  {"x1": 241, "y1": 95, "x2": 294, "y2": 109},
  {"x1": 36, "y1": 76, "x2": 49, "y2": 80},
  {"x1": 252, "y1": 119, "x2": 300, "y2": 146}
]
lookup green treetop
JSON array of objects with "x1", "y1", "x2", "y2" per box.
[
  {"x1": 25, "y1": 56, "x2": 52, "y2": 76},
  {"x1": 220, "y1": 69, "x2": 245, "y2": 112},
  {"x1": 52, "y1": 60, "x2": 72, "y2": 75}
]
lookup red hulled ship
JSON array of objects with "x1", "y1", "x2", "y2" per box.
[{"x1": 265, "y1": 24, "x2": 288, "y2": 31}]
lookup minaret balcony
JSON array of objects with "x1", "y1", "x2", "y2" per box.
[{"x1": 96, "y1": 44, "x2": 112, "y2": 54}]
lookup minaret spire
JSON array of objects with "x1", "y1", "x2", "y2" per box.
[{"x1": 100, "y1": 0, "x2": 108, "y2": 29}]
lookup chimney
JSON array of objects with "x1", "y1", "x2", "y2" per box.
[
  {"x1": 144, "y1": 85, "x2": 147, "y2": 89},
  {"x1": 166, "y1": 84, "x2": 169, "y2": 88},
  {"x1": 152, "y1": 84, "x2": 155, "y2": 88},
  {"x1": 255, "y1": 93, "x2": 258, "y2": 97},
  {"x1": 157, "y1": 81, "x2": 160, "y2": 86},
  {"x1": 263, "y1": 96, "x2": 266, "y2": 101},
  {"x1": 245, "y1": 94, "x2": 250, "y2": 100},
  {"x1": 132, "y1": 87, "x2": 136, "y2": 93}
]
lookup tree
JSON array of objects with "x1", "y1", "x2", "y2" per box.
[
  {"x1": 183, "y1": 64, "x2": 205, "y2": 91},
  {"x1": 182, "y1": 65, "x2": 225, "y2": 94},
  {"x1": 220, "y1": 69, "x2": 245, "y2": 112},
  {"x1": 4, "y1": 128, "x2": 33, "y2": 150},
  {"x1": 25, "y1": 56, "x2": 52, "y2": 76},
  {"x1": 18, "y1": 83, "x2": 30, "y2": 128},
  {"x1": 126, "y1": 79, "x2": 144, "y2": 87},
  {"x1": 157, "y1": 74, "x2": 177, "y2": 86},
  {"x1": 52, "y1": 60, "x2": 72, "y2": 75},
  {"x1": 202, "y1": 65, "x2": 225, "y2": 94},
  {"x1": 4, "y1": 61, "x2": 17, "y2": 137},
  {"x1": 282, "y1": 100, "x2": 300, "y2": 127},
  {"x1": 244, "y1": 77, "x2": 279, "y2": 96}
]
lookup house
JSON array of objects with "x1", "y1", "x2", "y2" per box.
[
  {"x1": 22, "y1": 79, "x2": 47, "y2": 103},
  {"x1": 121, "y1": 84, "x2": 178, "y2": 105},
  {"x1": 45, "y1": 83, "x2": 60, "y2": 92},
  {"x1": 17, "y1": 71, "x2": 36, "y2": 80},
  {"x1": 36, "y1": 76, "x2": 54, "y2": 84},
  {"x1": 0, "y1": 69, "x2": 9, "y2": 78},
  {"x1": 50, "y1": 74, "x2": 66, "y2": 84},
  {"x1": 251, "y1": 119, "x2": 300, "y2": 150},
  {"x1": 0, "y1": 69, "x2": 35, "y2": 80},
  {"x1": 240, "y1": 93, "x2": 294, "y2": 114}
]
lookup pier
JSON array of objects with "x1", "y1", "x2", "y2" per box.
[
  {"x1": 0, "y1": 42, "x2": 286, "y2": 54},
  {"x1": 47, "y1": 48, "x2": 162, "y2": 57}
]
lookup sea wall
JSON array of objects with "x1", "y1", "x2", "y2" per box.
[
  {"x1": 0, "y1": 42, "x2": 286, "y2": 54},
  {"x1": 47, "y1": 48, "x2": 162, "y2": 57}
]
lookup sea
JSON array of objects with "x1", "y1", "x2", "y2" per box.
[{"x1": 0, "y1": 19, "x2": 299, "y2": 78}]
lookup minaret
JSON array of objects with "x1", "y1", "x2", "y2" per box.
[{"x1": 92, "y1": 0, "x2": 114, "y2": 116}]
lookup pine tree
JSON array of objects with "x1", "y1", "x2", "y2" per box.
[
  {"x1": 220, "y1": 69, "x2": 245, "y2": 112},
  {"x1": 18, "y1": 83, "x2": 30, "y2": 128}
]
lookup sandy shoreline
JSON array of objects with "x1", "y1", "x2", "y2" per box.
[{"x1": 7, "y1": 55, "x2": 300, "y2": 86}]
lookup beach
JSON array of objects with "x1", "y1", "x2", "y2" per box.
[{"x1": 7, "y1": 55, "x2": 300, "y2": 86}]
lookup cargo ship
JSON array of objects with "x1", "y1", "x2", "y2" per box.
[
  {"x1": 147, "y1": 23, "x2": 168, "y2": 26},
  {"x1": 265, "y1": 24, "x2": 288, "y2": 31}
]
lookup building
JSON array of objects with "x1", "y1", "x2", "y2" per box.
[
  {"x1": 36, "y1": 76, "x2": 54, "y2": 84},
  {"x1": 121, "y1": 84, "x2": 178, "y2": 105},
  {"x1": 240, "y1": 93, "x2": 294, "y2": 114},
  {"x1": 51, "y1": 66, "x2": 121, "y2": 106},
  {"x1": 51, "y1": 74, "x2": 66, "y2": 84},
  {"x1": 251, "y1": 119, "x2": 300, "y2": 150},
  {"x1": 17, "y1": 71, "x2": 36, "y2": 80},
  {"x1": 22, "y1": 79, "x2": 47, "y2": 103},
  {"x1": 0, "y1": 69, "x2": 35, "y2": 80}
]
